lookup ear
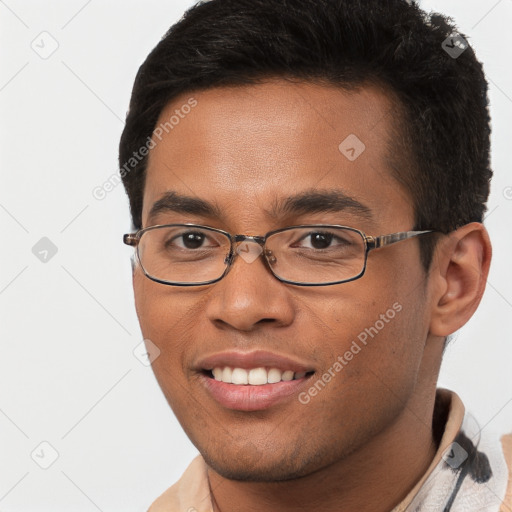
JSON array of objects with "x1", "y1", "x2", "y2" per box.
[{"x1": 429, "y1": 222, "x2": 492, "y2": 337}]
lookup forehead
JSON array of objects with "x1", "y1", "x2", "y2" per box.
[{"x1": 142, "y1": 80, "x2": 413, "y2": 231}]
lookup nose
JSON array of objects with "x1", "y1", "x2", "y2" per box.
[{"x1": 205, "y1": 239, "x2": 295, "y2": 332}]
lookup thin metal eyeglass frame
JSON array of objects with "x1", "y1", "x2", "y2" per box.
[{"x1": 123, "y1": 223, "x2": 436, "y2": 287}]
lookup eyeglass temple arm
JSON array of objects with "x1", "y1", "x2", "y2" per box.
[
  {"x1": 366, "y1": 230, "x2": 434, "y2": 251},
  {"x1": 123, "y1": 234, "x2": 138, "y2": 246}
]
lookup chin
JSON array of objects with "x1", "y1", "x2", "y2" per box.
[
  {"x1": 201, "y1": 445, "x2": 326, "y2": 483},
  {"x1": 205, "y1": 459, "x2": 306, "y2": 482}
]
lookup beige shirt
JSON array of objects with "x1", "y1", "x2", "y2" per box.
[{"x1": 148, "y1": 389, "x2": 512, "y2": 511}]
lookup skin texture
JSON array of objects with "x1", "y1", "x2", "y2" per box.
[{"x1": 132, "y1": 80, "x2": 491, "y2": 511}]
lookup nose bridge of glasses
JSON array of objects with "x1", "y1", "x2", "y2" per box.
[
  {"x1": 223, "y1": 234, "x2": 276, "y2": 267},
  {"x1": 233, "y1": 234, "x2": 265, "y2": 245}
]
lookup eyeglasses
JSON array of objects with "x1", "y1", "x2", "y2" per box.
[{"x1": 123, "y1": 223, "x2": 435, "y2": 287}]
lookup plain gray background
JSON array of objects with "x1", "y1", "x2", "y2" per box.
[{"x1": 1, "y1": 1, "x2": 511, "y2": 510}]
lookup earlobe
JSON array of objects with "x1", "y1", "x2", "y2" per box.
[{"x1": 429, "y1": 223, "x2": 492, "y2": 337}]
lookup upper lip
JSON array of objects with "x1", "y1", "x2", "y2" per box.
[{"x1": 196, "y1": 350, "x2": 316, "y2": 373}]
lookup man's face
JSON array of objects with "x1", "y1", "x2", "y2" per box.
[{"x1": 134, "y1": 80, "x2": 435, "y2": 481}]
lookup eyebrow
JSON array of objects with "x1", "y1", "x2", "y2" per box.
[
  {"x1": 148, "y1": 191, "x2": 223, "y2": 224},
  {"x1": 268, "y1": 188, "x2": 373, "y2": 221},
  {"x1": 146, "y1": 189, "x2": 373, "y2": 225}
]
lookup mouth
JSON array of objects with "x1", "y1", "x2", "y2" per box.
[
  {"x1": 203, "y1": 366, "x2": 315, "y2": 385},
  {"x1": 196, "y1": 350, "x2": 316, "y2": 411}
]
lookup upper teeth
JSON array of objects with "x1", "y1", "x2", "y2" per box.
[{"x1": 211, "y1": 367, "x2": 307, "y2": 385}]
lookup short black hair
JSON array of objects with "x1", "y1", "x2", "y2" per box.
[{"x1": 119, "y1": 0, "x2": 492, "y2": 270}]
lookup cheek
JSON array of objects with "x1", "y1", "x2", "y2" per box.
[
  {"x1": 132, "y1": 270, "x2": 205, "y2": 377},
  {"x1": 133, "y1": 269, "x2": 187, "y2": 334},
  {"x1": 305, "y1": 300, "x2": 426, "y2": 450},
  {"x1": 133, "y1": 270, "x2": 156, "y2": 337},
  {"x1": 133, "y1": 271, "x2": 185, "y2": 365},
  {"x1": 133, "y1": 273, "x2": 192, "y2": 409},
  {"x1": 314, "y1": 278, "x2": 428, "y2": 397}
]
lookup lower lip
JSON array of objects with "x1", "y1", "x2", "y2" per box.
[{"x1": 201, "y1": 374, "x2": 311, "y2": 411}]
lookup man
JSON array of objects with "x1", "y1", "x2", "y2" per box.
[{"x1": 119, "y1": 0, "x2": 512, "y2": 510}]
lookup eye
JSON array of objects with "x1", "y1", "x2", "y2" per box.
[
  {"x1": 294, "y1": 231, "x2": 353, "y2": 250},
  {"x1": 167, "y1": 230, "x2": 218, "y2": 250}
]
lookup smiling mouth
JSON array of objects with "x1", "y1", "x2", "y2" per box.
[{"x1": 203, "y1": 367, "x2": 315, "y2": 385}]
